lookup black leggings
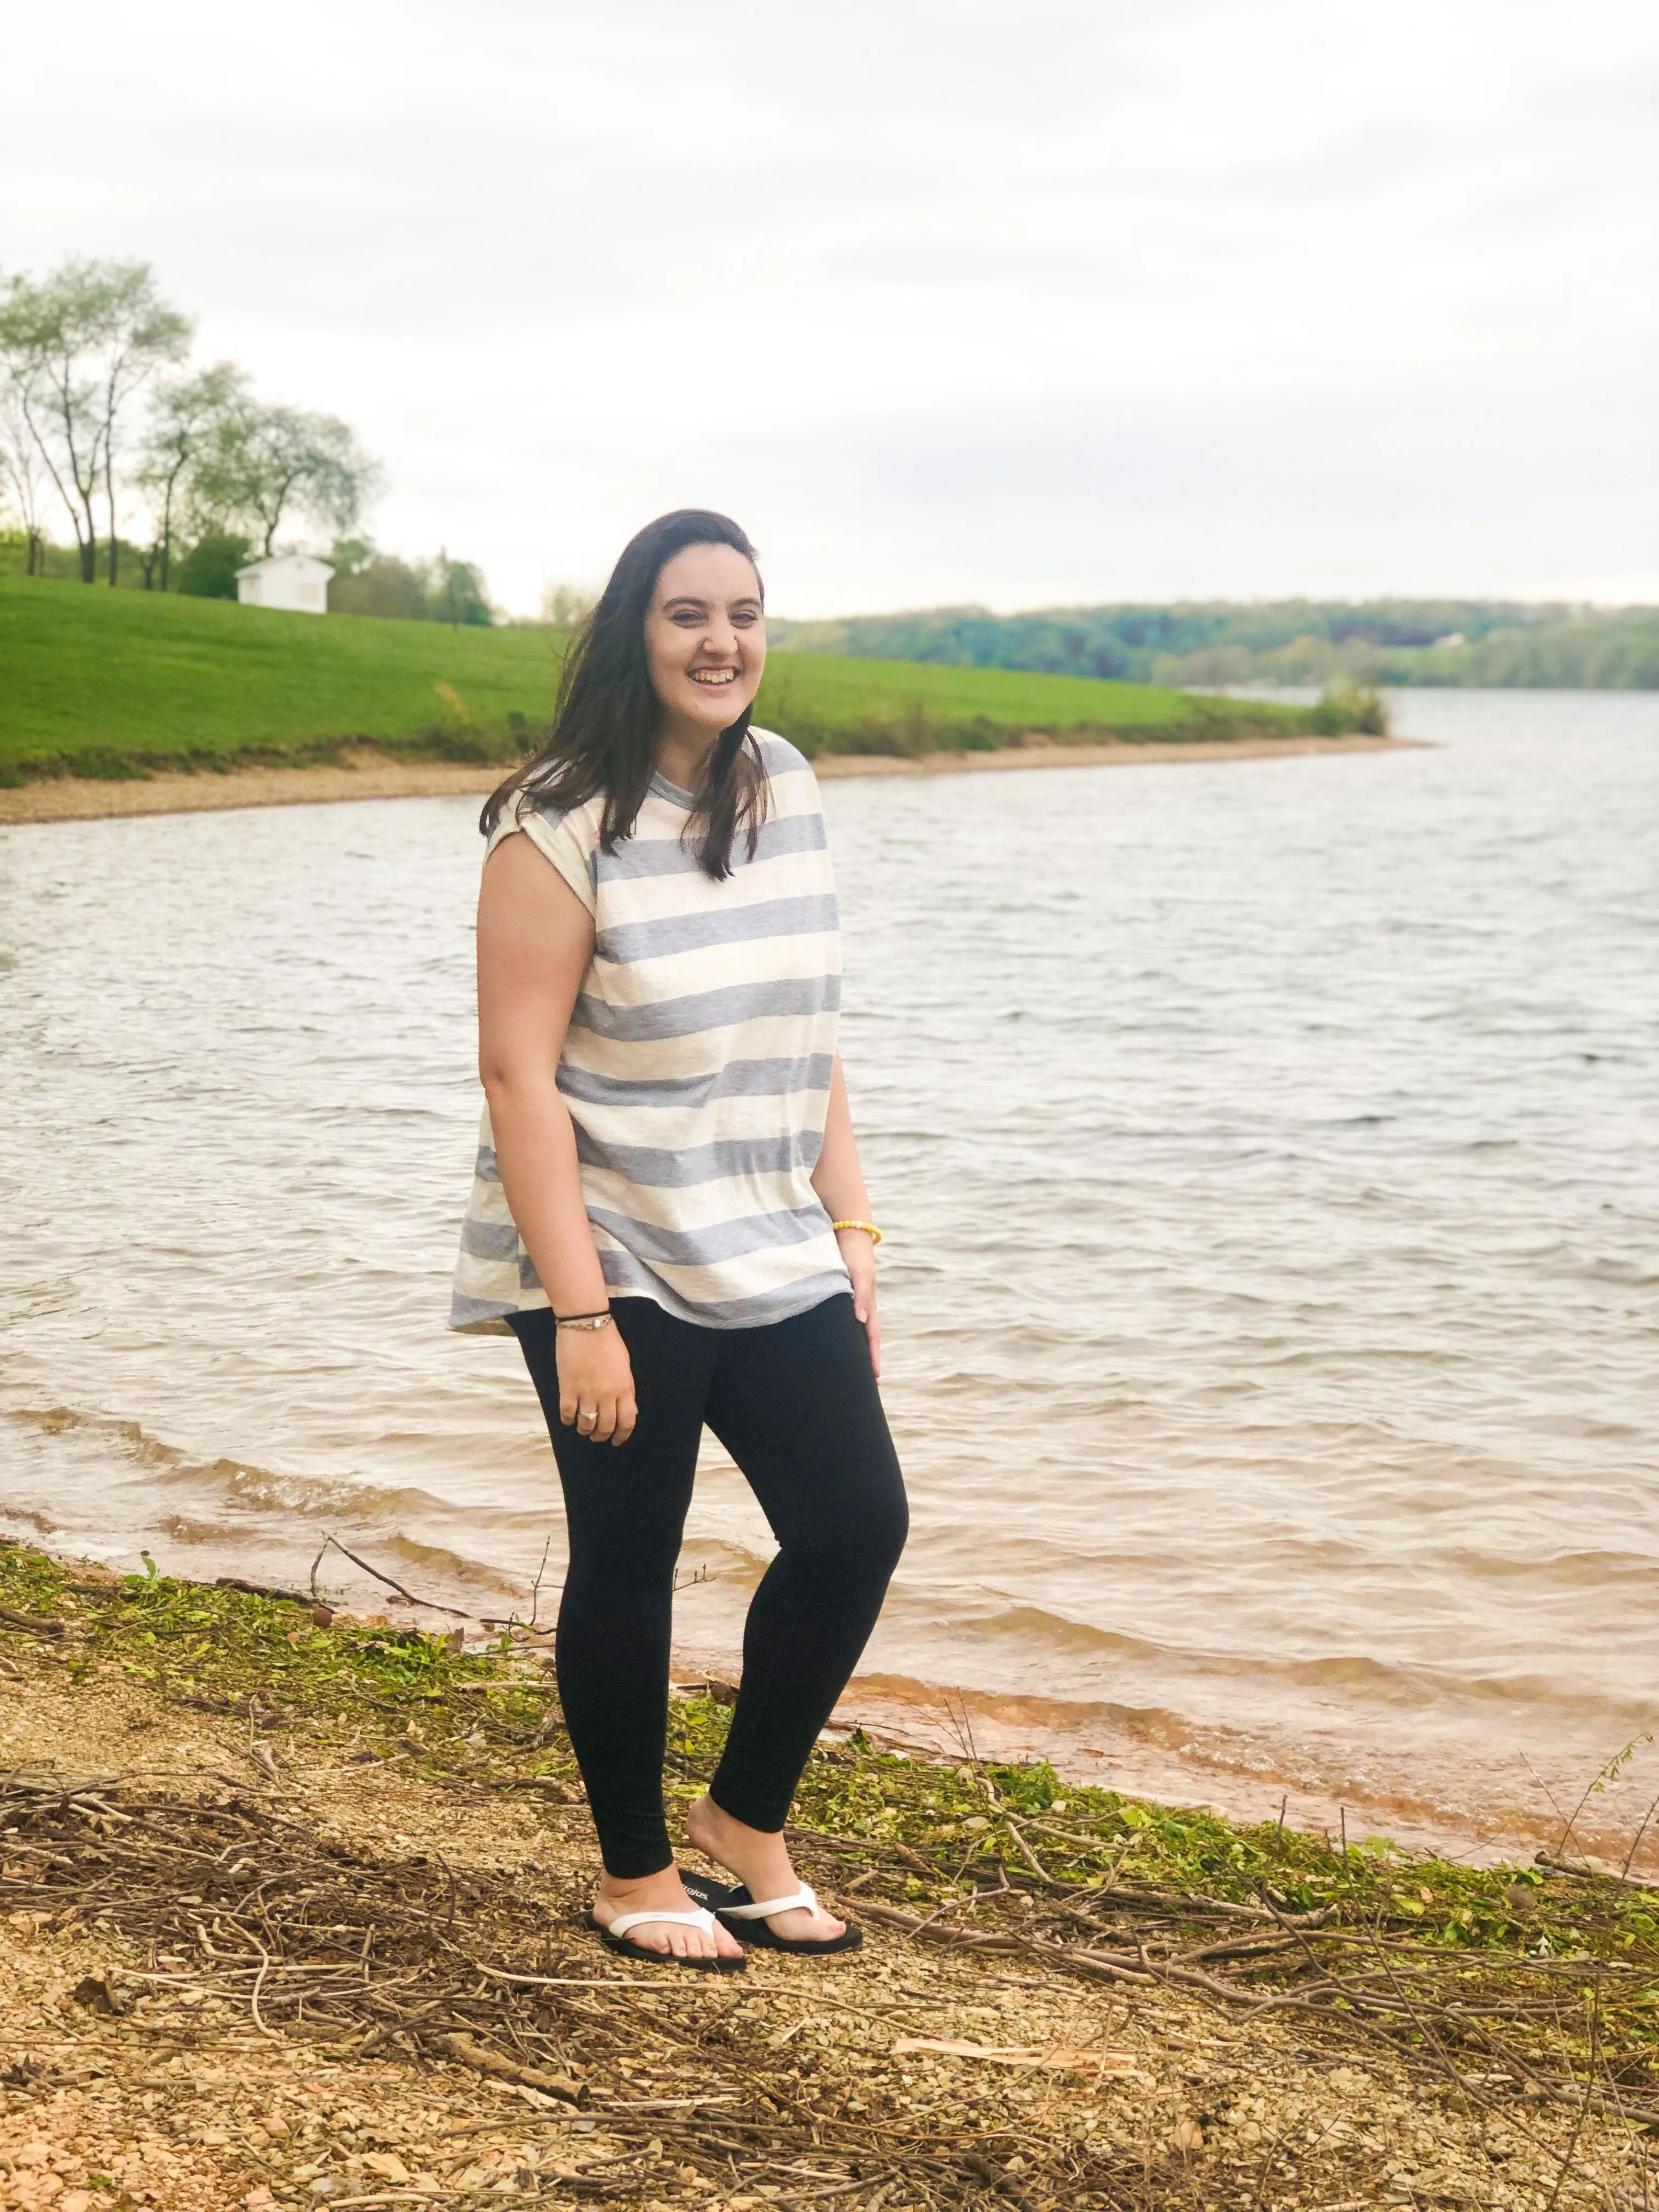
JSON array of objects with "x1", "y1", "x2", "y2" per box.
[{"x1": 509, "y1": 1293, "x2": 908, "y2": 1879}]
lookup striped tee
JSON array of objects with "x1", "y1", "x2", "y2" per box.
[{"x1": 449, "y1": 730, "x2": 851, "y2": 1333}]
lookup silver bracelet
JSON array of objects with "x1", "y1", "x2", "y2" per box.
[{"x1": 555, "y1": 1312, "x2": 614, "y2": 1333}]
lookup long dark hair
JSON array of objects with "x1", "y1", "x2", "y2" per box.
[{"x1": 481, "y1": 509, "x2": 770, "y2": 881}]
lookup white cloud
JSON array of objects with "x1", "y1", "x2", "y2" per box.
[{"x1": 4, "y1": 0, "x2": 1655, "y2": 612}]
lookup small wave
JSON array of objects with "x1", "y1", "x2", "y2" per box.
[
  {"x1": 0, "y1": 1504, "x2": 61, "y2": 1536},
  {"x1": 849, "y1": 1669, "x2": 1192, "y2": 1746},
  {"x1": 155, "y1": 1514, "x2": 246, "y2": 1546},
  {"x1": 7, "y1": 1403, "x2": 455, "y2": 1527},
  {"x1": 885, "y1": 1586, "x2": 1659, "y2": 1726},
  {"x1": 365, "y1": 1531, "x2": 538, "y2": 1598},
  {"x1": 962, "y1": 1604, "x2": 1166, "y2": 1664}
]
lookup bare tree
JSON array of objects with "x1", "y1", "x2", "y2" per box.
[
  {"x1": 194, "y1": 399, "x2": 379, "y2": 557},
  {"x1": 135, "y1": 360, "x2": 247, "y2": 591},
  {"x1": 0, "y1": 379, "x2": 52, "y2": 573},
  {"x1": 0, "y1": 259, "x2": 190, "y2": 583},
  {"x1": 539, "y1": 580, "x2": 599, "y2": 631}
]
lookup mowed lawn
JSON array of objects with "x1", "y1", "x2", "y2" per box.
[
  {"x1": 1, "y1": 574, "x2": 1302, "y2": 776},
  {"x1": 760, "y1": 648, "x2": 1207, "y2": 732},
  {"x1": 0, "y1": 575, "x2": 560, "y2": 766}
]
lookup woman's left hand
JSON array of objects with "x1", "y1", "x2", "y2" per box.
[{"x1": 837, "y1": 1227, "x2": 881, "y2": 1379}]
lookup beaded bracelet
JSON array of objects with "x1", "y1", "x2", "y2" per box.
[{"x1": 831, "y1": 1218, "x2": 883, "y2": 1246}]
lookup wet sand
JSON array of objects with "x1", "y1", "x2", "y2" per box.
[{"x1": 0, "y1": 733, "x2": 1413, "y2": 826}]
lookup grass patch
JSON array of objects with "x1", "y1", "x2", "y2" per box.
[
  {"x1": 0, "y1": 574, "x2": 1341, "y2": 785},
  {"x1": 0, "y1": 574, "x2": 559, "y2": 777},
  {"x1": 757, "y1": 653, "x2": 1312, "y2": 758}
]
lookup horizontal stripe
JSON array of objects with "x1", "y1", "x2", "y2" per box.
[
  {"x1": 595, "y1": 806, "x2": 828, "y2": 884},
  {"x1": 460, "y1": 1216, "x2": 521, "y2": 1261},
  {"x1": 577, "y1": 1165, "x2": 825, "y2": 1239},
  {"x1": 449, "y1": 1292, "x2": 525, "y2": 1334},
  {"x1": 634, "y1": 1232, "x2": 848, "y2": 1301},
  {"x1": 583, "y1": 1198, "x2": 832, "y2": 1269},
  {"x1": 596, "y1": 1252, "x2": 850, "y2": 1329},
  {"x1": 588, "y1": 843, "x2": 837, "y2": 929},
  {"x1": 452, "y1": 1248, "x2": 520, "y2": 1300},
  {"x1": 575, "y1": 1126, "x2": 824, "y2": 1191},
  {"x1": 596, "y1": 892, "x2": 839, "y2": 967},
  {"x1": 569, "y1": 1095, "x2": 829, "y2": 1159},
  {"x1": 560, "y1": 1012, "x2": 840, "y2": 1087},
  {"x1": 572, "y1": 972, "x2": 839, "y2": 1044},
  {"x1": 589, "y1": 932, "x2": 840, "y2": 1014},
  {"x1": 556, "y1": 1053, "x2": 836, "y2": 1112}
]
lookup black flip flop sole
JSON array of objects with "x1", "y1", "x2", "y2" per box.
[
  {"x1": 726, "y1": 1920, "x2": 864, "y2": 1956},
  {"x1": 582, "y1": 1911, "x2": 746, "y2": 1973},
  {"x1": 680, "y1": 1876, "x2": 864, "y2": 1956}
]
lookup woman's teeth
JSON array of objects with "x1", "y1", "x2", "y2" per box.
[{"x1": 691, "y1": 668, "x2": 736, "y2": 684}]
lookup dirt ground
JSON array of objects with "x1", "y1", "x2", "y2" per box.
[{"x1": 2, "y1": 1633, "x2": 1647, "y2": 2212}]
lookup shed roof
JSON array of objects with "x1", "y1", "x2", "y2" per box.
[{"x1": 235, "y1": 553, "x2": 335, "y2": 579}]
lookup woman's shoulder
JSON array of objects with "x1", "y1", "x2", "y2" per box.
[
  {"x1": 749, "y1": 726, "x2": 820, "y2": 791},
  {"x1": 487, "y1": 785, "x2": 605, "y2": 855}
]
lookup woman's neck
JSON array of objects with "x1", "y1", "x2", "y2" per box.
[{"x1": 654, "y1": 716, "x2": 721, "y2": 794}]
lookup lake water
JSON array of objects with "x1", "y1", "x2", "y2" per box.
[{"x1": 3, "y1": 690, "x2": 1656, "y2": 1865}]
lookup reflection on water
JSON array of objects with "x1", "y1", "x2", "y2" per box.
[{"x1": 2, "y1": 690, "x2": 1656, "y2": 1863}]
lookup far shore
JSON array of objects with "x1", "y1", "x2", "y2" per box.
[{"x1": 0, "y1": 731, "x2": 1417, "y2": 827}]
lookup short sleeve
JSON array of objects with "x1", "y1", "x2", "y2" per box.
[{"x1": 486, "y1": 799, "x2": 599, "y2": 917}]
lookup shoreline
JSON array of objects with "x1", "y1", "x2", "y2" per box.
[
  {"x1": 0, "y1": 1534, "x2": 1646, "y2": 2210},
  {"x1": 0, "y1": 732, "x2": 1416, "y2": 827}
]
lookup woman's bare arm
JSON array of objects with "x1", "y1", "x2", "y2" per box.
[
  {"x1": 811, "y1": 1054, "x2": 882, "y2": 1378},
  {"x1": 476, "y1": 832, "x2": 636, "y2": 1443}
]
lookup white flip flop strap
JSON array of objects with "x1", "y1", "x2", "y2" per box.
[
  {"x1": 720, "y1": 1884, "x2": 817, "y2": 1922},
  {"x1": 607, "y1": 1906, "x2": 718, "y2": 1940}
]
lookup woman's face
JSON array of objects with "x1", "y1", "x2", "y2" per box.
[{"x1": 643, "y1": 542, "x2": 766, "y2": 736}]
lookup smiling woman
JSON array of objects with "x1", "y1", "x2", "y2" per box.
[
  {"x1": 454, "y1": 511, "x2": 908, "y2": 1973},
  {"x1": 481, "y1": 511, "x2": 773, "y2": 882}
]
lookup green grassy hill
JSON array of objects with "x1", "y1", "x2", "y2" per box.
[
  {"x1": 0, "y1": 574, "x2": 558, "y2": 776},
  {"x1": 0, "y1": 574, "x2": 1323, "y2": 782}
]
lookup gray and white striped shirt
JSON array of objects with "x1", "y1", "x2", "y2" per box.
[{"x1": 449, "y1": 731, "x2": 851, "y2": 1333}]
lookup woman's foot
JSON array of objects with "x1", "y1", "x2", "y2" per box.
[
  {"x1": 590, "y1": 1865, "x2": 745, "y2": 1963},
  {"x1": 685, "y1": 1793, "x2": 848, "y2": 1945}
]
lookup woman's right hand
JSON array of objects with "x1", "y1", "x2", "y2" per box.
[{"x1": 555, "y1": 1322, "x2": 638, "y2": 1446}]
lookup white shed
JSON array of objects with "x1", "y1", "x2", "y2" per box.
[{"x1": 236, "y1": 553, "x2": 334, "y2": 614}]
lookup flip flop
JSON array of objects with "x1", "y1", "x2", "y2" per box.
[
  {"x1": 689, "y1": 1877, "x2": 863, "y2": 1957},
  {"x1": 583, "y1": 1904, "x2": 746, "y2": 1973}
]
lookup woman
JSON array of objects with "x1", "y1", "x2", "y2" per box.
[{"x1": 450, "y1": 509, "x2": 907, "y2": 1972}]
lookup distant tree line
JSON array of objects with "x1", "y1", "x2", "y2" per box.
[
  {"x1": 770, "y1": 599, "x2": 1659, "y2": 690},
  {"x1": 0, "y1": 256, "x2": 492, "y2": 623}
]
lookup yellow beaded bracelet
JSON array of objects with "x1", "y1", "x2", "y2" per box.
[{"x1": 831, "y1": 1218, "x2": 883, "y2": 1245}]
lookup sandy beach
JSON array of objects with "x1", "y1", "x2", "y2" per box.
[{"x1": 0, "y1": 733, "x2": 1412, "y2": 827}]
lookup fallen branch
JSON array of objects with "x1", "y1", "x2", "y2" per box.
[
  {"x1": 432, "y1": 2030, "x2": 586, "y2": 2104},
  {"x1": 309, "y1": 1534, "x2": 472, "y2": 1621}
]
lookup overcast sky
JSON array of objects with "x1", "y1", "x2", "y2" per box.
[{"x1": 5, "y1": 0, "x2": 1656, "y2": 616}]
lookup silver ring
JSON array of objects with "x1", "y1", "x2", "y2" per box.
[{"x1": 577, "y1": 1407, "x2": 598, "y2": 1425}]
